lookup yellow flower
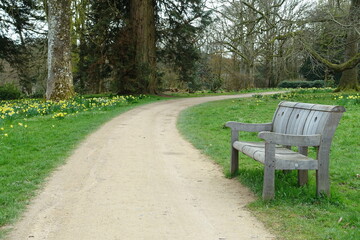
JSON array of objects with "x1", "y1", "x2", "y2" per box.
[
  {"x1": 18, "y1": 123, "x2": 23, "y2": 126},
  {"x1": 4, "y1": 133, "x2": 8, "y2": 137},
  {"x1": 24, "y1": 125, "x2": 28, "y2": 128},
  {"x1": 10, "y1": 125, "x2": 13, "y2": 128},
  {"x1": 0, "y1": 127, "x2": 4, "y2": 131}
]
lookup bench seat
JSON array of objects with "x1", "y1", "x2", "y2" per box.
[{"x1": 233, "y1": 141, "x2": 318, "y2": 170}]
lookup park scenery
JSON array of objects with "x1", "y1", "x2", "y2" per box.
[{"x1": 1, "y1": 0, "x2": 360, "y2": 239}]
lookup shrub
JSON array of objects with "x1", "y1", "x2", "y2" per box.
[
  {"x1": 325, "y1": 79, "x2": 336, "y2": 88},
  {"x1": 0, "y1": 84, "x2": 22, "y2": 100},
  {"x1": 278, "y1": 80, "x2": 325, "y2": 88},
  {"x1": 208, "y1": 77, "x2": 223, "y2": 93},
  {"x1": 312, "y1": 80, "x2": 325, "y2": 88},
  {"x1": 29, "y1": 90, "x2": 45, "y2": 99}
]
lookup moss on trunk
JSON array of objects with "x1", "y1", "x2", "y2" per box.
[
  {"x1": 336, "y1": 0, "x2": 360, "y2": 92},
  {"x1": 46, "y1": 0, "x2": 75, "y2": 100}
]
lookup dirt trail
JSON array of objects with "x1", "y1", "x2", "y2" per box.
[{"x1": 8, "y1": 93, "x2": 278, "y2": 240}]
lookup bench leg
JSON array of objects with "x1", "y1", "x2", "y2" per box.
[
  {"x1": 230, "y1": 130, "x2": 239, "y2": 177},
  {"x1": 263, "y1": 165, "x2": 275, "y2": 200},
  {"x1": 298, "y1": 147, "x2": 308, "y2": 186},
  {"x1": 316, "y1": 169, "x2": 330, "y2": 196},
  {"x1": 282, "y1": 146, "x2": 292, "y2": 175},
  {"x1": 262, "y1": 142, "x2": 275, "y2": 200},
  {"x1": 298, "y1": 170, "x2": 308, "y2": 186},
  {"x1": 316, "y1": 149, "x2": 330, "y2": 197},
  {"x1": 230, "y1": 147, "x2": 239, "y2": 176}
]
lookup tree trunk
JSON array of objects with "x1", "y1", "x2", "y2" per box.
[
  {"x1": 130, "y1": 0, "x2": 157, "y2": 94},
  {"x1": 336, "y1": 0, "x2": 360, "y2": 91},
  {"x1": 247, "y1": 64, "x2": 255, "y2": 89},
  {"x1": 264, "y1": 53, "x2": 274, "y2": 87},
  {"x1": 46, "y1": 0, "x2": 74, "y2": 100},
  {"x1": 74, "y1": 0, "x2": 88, "y2": 94}
]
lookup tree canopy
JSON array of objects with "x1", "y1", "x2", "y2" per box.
[{"x1": 0, "y1": 0, "x2": 359, "y2": 99}]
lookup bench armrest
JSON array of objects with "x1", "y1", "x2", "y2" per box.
[
  {"x1": 225, "y1": 122, "x2": 272, "y2": 132},
  {"x1": 258, "y1": 131, "x2": 322, "y2": 146}
]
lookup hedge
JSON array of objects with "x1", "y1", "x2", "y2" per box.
[
  {"x1": 0, "y1": 84, "x2": 22, "y2": 100},
  {"x1": 278, "y1": 80, "x2": 325, "y2": 88}
]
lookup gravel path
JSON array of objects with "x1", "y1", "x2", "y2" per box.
[{"x1": 8, "y1": 93, "x2": 278, "y2": 240}]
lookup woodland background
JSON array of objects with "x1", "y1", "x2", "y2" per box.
[{"x1": 0, "y1": 0, "x2": 359, "y2": 99}]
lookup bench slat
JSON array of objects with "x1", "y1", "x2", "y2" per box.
[
  {"x1": 286, "y1": 108, "x2": 311, "y2": 134},
  {"x1": 278, "y1": 101, "x2": 345, "y2": 112},
  {"x1": 272, "y1": 106, "x2": 294, "y2": 133},
  {"x1": 303, "y1": 111, "x2": 330, "y2": 135},
  {"x1": 233, "y1": 141, "x2": 318, "y2": 170}
]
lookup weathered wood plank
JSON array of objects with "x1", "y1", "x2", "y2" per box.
[
  {"x1": 230, "y1": 130, "x2": 239, "y2": 176},
  {"x1": 286, "y1": 108, "x2": 311, "y2": 135},
  {"x1": 272, "y1": 106, "x2": 294, "y2": 133},
  {"x1": 298, "y1": 146, "x2": 309, "y2": 186},
  {"x1": 303, "y1": 111, "x2": 330, "y2": 135},
  {"x1": 316, "y1": 112, "x2": 344, "y2": 196},
  {"x1": 234, "y1": 141, "x2": 318, "y2": 170},
  {"x1": 258, "y1": 132, "x2": 321, "y2": 146},
  {"x1": 225, "y1": 122, "x2": 272, "y2": 132},
  {"x1": 263, "y1": 142, "x2": 276, "y2": 200},
  {"x1": 275, "y1": 159, "x2": 317, "y2": 170},
  {"x1": 279, "y1": 101, "x2": 345, "y2": 112}
]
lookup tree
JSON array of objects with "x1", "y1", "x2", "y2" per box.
[
  {"x1": 73, "y1": 0, "x2": 122, "y2": 94},
  {"x1": 209, "y1": 0, "x2": 308, "y2": 89},
  {"x1": 129, "y1": 0, "x2": 157, "y2": 93},
  {"x1": 46, "y1": 0, "x2": 74, "y2": 100},
  {"x1": 337, "y1": 0, "x2": 359, "y2": 91},
  {"x1": 297, "y1": 0, "x2": 360, "y2": 91},
  {"x1": 66, "y1": 0, "x2": 210, "y2": 94},
  {"x1": 158, "y1": 0, "x2": 212, "y2": 91},
  {"x1": 0, "y1": 0, "x2": 46, "y2": 94}
]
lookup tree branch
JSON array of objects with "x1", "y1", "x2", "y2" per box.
[{"x1": 300, "y1": 39, "x2": 360, "y2": 71}]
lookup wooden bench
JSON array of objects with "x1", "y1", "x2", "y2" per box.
[{"x1": 225, "y1": 101, "x2": 345, "y2": 200}]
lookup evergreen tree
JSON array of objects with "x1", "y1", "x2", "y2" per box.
[
  {"x1": 0, "y1": 0, "x2": 45, "y2": 93},
  {"x1": 72, "y1": 0, "x2": 211, "y2": 94},
  {"x1": 158, "y1": 0, "x2": 212, "y2": 91}
]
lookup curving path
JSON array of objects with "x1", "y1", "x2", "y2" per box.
[{"x1": 8, "y1": 93, "x2": 279, "y2": 240}]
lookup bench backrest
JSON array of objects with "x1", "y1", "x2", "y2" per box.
[{"x1": 272, "y1": 101, "x2": 345, "y2": 143}]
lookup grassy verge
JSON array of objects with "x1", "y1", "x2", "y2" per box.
[
  {"x1": 0, "y1": 95, "x2": 165, "y2": 238},
  {"x1": 178, "y1": 89, "x2": 359, "y2": 240}
]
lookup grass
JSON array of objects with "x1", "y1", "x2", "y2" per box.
[
  {"x1": 177, "y1": 89, "x2": 359, "y2": 240},
  {"x1": 0, "y1": 95, "x2": 165, "y2": 238}
]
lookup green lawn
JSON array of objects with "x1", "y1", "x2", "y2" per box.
[
  {"x1": 0, "y1": 95, "x2": 165, "y2": 238},
  {"x1": 178, "y1": 89, "x2": 359, "y2": 240}
]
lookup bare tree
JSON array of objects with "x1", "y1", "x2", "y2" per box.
[
  {"x1": 293, "y1": 0, "x2": 359, "y2": 90},
  {"x1": 337, "y1": 0, "x2": 359, "y2": 91},
  {"x1": 209, "y1": 0, "x2": 308, "y2": 89}
]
